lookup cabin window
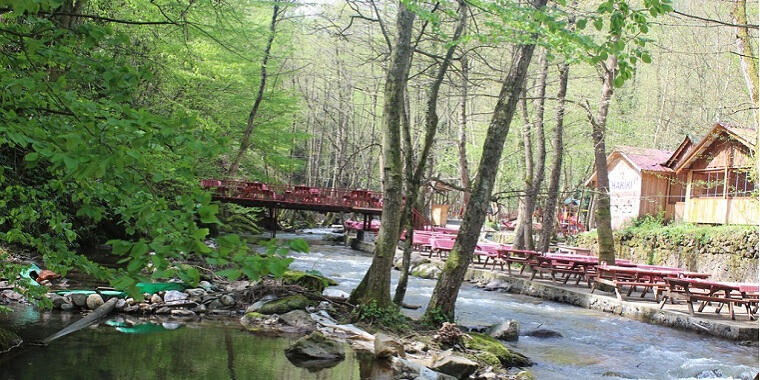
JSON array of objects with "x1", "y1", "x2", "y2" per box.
[
  {"x1": 691, "y1": 170, "x2": 725, "y2": 198},
  {"x1": 728, "y1": 169, "x2": 756, "y2": 197}
]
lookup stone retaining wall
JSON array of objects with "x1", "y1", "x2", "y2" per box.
[{"x1": 573, "y1": 227, "x2": 758, "y2": 282}]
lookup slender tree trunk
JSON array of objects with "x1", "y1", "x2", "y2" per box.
[
  {"x1": 394, "y1": 1, "x2": 467, "y2": 305},
  {"x1": 514, "y1": 49, "x2": 548, "y2": 250},
  {"x1": 349, "y1": 2, "x2": 415, "y2": 306},
  {"x1": 458, "y1": 53, "x2": 472, "y2": 214},
  {"x1": 731, "y1": 0, "x2": 759, "y2": 130},
  {"x1": 513, "y1": 93, "x2": 533, "y2": 250},
  {"x1": 590, "y1": 55, "x2": 617, "y2": 265},
  {"x1": 424, "y1": 0, "x2": 546, "y2": 320},
  {"x1": 228, "y1": 0, "x2": 281, "y2": 177},
  {"x1": 539, "y1": 62, "x2": 570, "y2": 253}
]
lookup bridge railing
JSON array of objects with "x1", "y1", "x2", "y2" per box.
[{"x1": 201, "y1": 179, "x2": 383, "y2": 209}]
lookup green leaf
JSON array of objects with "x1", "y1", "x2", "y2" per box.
[
  {"x1": 215, "y1": 268, "x2": 242, "y2": 281},
  {"x1": 288, "y1": 238, "x2": 309, "y2": 253}
]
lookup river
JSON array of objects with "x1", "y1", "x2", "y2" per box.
[{"x1": 0, "y1": 230, "x2": 756, "y2": 379}]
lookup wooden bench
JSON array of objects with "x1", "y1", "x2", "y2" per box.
[{"x1": 659, "y1": 278, "x2": 758, "y2": 320}]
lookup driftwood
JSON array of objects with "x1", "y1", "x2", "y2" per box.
[{"x1": 42, "y1": 297, "x2": 118, "y2": 344}]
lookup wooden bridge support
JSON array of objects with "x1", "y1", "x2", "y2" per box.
[{"x1": 268, "y1": 207, "x2": 278, "y2": 238}]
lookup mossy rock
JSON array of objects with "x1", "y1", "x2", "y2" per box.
[
  {"x1": 0, "y1": 328, "x2": 22, "y2": 353},
  {"x1": 475, "y1": 351, "x2": 501, "y2": 367},
  {"x1": 465, "y1": 333, "x2": 532, "y2": 368},
  {"x1": 282, "y1": 271, "x2": 337, "y2": 293},
  {"x1": 258, "y1": 295, "x2": 316, "y2": 315}
]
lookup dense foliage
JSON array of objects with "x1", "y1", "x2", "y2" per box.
[{"x1": 0, "y1": 0, "x2": 304, "y2": 300}]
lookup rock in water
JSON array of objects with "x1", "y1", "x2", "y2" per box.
[
  {"x1": 515, "y1": 371, "x2": 537, "y2": 380},
  {"x1": 464, "y1": 333, "x2": 532, "y2": 368},
  {"x1": 70, "y1": 293, "x2": 87, "y2": 308},
  {"x1": 279, "y1": 310, "x2": 317, "y2": 331},
  {"x1": 523, "y1": 329, "x2": 562, "y2": 339},
  {"x1": 86, "y1": 294, "x2": 104, "y2": 310},
  {"x1": 284, "y1": 331, "x2": 345, "y2": 369},
  {"x1": 0, "y1": 328, "x2": 22, "y2": 353},
  {"x1": 373, "y1": 333, "x2": 405, "y2": 359},
  {"x1": 258, "y1": 295, "x2": 315, "y2": 315},
  {"x1": 487, "y1": 319, "x2": 519, "y2": 341},
  {"x1": 163, "y1": 290, "x2": 188, "y2": 303},
  {"x1": 48, "y1": 293, "x2": 66, "y2": 309},
  {"x1": 430, "y1": 349, "x2": 479, "y2": 380},
  {"x1": 170, "y1": 309, "x2": 196, "y2": 319}
]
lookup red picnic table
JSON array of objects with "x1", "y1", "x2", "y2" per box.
[
  {"x1": 429, "y1": 236, "x2": 456, "y2": 258},
  {"x1": 495, "y1": 248, "x2": 542, "y2": 275},
  {"x1": 659, "y1": 278, "x2": 759, "y2": 320},
  {"x1": 592, "y1": 265, "x2": 711, "y2": 301},
  {"x1": 527, "y1": 254, "x2": 602, "y2": 285},
  {"x1": 473, "y1": 243, "x2": 509, "y2": 270}
]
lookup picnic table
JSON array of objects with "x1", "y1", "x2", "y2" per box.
[
  {"x1": 659, "y1": 278, "x2": 759, "y2": 320},
  {"x1": 495, "y1": 248, "x2": 541, "y2": 275},
  {"x1": 592, "y1": 265, "x2": 711, "y2": 301},
  {"x1": 473, "y1": 243, "x2": 509, "y2": 270},
  {"x1": 429, "y1": 237, "x2": 456, "y2": 258},
  {"x1": 528, "y1": 254, "x2": 599, "y2": 285}
]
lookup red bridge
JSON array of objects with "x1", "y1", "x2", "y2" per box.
[{"x1": 201, "y1": 179, "x2": 431, "y2": 233}]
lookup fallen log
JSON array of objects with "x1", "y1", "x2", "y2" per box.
[{"x1": 42, "y1": 297, "x2": 118, "y2": 344}]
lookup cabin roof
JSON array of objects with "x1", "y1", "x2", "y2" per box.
[
  {"x1": 674, "y1": 122, "x2": 757, "y2": 174},
  {"x1": 663, "y1": 135, "x2": 694, "y2": 168},
  {"x1": 615, "y1": 146, "x2": 674, "y2": 173}
]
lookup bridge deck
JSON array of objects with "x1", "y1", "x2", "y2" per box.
[{"x1": 201, "y1": 179, "x2": 383, "y2": 215}]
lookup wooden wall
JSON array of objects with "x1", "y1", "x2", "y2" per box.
[{"x1": 639, "y1": 172, "x2": 671, "y2": 219}]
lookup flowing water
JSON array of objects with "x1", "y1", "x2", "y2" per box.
[
  {"x1": 0, "y1": 229, "x2": 757, "y2": 380},
  {"x1": 286, "y1": 230, "x2": 758, "y2": 380}
]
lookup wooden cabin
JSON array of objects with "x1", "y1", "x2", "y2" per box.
[
  {"x1": 586, "y1": 123, "x2": 757, "y2": 229},
  {"x1": 675, "y1": 123, "x2": 757, "y2": 225},
  {"x1": 586, "y1": 143, "x2": 688, "y2": 229}
]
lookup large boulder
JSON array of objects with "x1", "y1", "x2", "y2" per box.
[
  {"x1": 393, "y1": 358, "x2": 456, "y2": 380},
  {"x1": 0, "y1": 328, "x2": 22, "y2": 353},
  {"x1": 279, "y1": 310, "x2": 317, "y2": 331},
  {"x1": 430, "y1": 349, "x2": 479, "y2": 380},
  {"x1": 411, "y1": 263, "x2": 442, "y2": 279},
  {"x1": 487, "y1": 320, "x2": 519, "y2": 341},
  {"x1": 284, "y1": 331, "x2": 345, "y2": 369},
  {"x1": 465, "y1": 333, "x2": 532, "y2": 368},
  {"x1": 258, "y1": 295, "x2": 316, "y2": 315},
  {"x1": 373, "y1": 333, "x2": 405, "y2": 359}
]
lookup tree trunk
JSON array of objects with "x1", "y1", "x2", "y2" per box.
[
  {"x1": 394, "y1": 0, "x2": 467, "y2": 305},
  {"x1": 424, "y1": 2, "x2": 546, "y2": 320},
  {"x1": 514, "y1": 49, "x2": 548, "y2": 250},
  {"x1": 590, "y1": 55, "x2": 617, "y2": 265},
  {"x1": 458, "y1": 53, "x2": 472, "y2": 214},
  {"x1": 538, "y1": 62, "x2": 570, "y2": 253},
  {"x1": 227, "y1": 0, "x2": 281, "y2": 177},
  {"x1": 349, "y1": 2, "x2": 415, "y2": 306},
  {"x1": 731, "y1": 0, "x2": 759, "y2": 130}
]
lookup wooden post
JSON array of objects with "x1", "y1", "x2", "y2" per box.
[
  {"x1": 683, "y1": 170, "x2": 692, "y2": 221},
  {"x1": 269, "y1": 207, "x2": 277, "y2": 238}
]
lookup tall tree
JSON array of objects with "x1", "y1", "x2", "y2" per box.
[
  {"x1": 538, "y1": 62, "x2": 570, "y2": 253},
  {"x1": 458, "y1": 53, "x2": 472, "y2": 213},
  {"x1": 228, "y1": 0, "x2": 284, "y2": 177},
  {"x1": 350, "y1": 1, "x2": 415, "y2": 306},
  {"x1": 588, "y1": 54, "x2": 618, "y2": 265},
  {"x1": 394, "y1": 0, "x2": 468, "y2": 305},
  {"x1": 424, "y1": 0, "x2": 548, "y2": 322},
  {"x1": 513, "y1": 50, "x2": 548, "y2": 251},
  {"x1": 731, "y1": 0, "x2": 759, "y2": 130}
]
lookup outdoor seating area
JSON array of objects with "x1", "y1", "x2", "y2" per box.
[{"x1": 398, "y1": 228, "x2": 759, "y2": 321}]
